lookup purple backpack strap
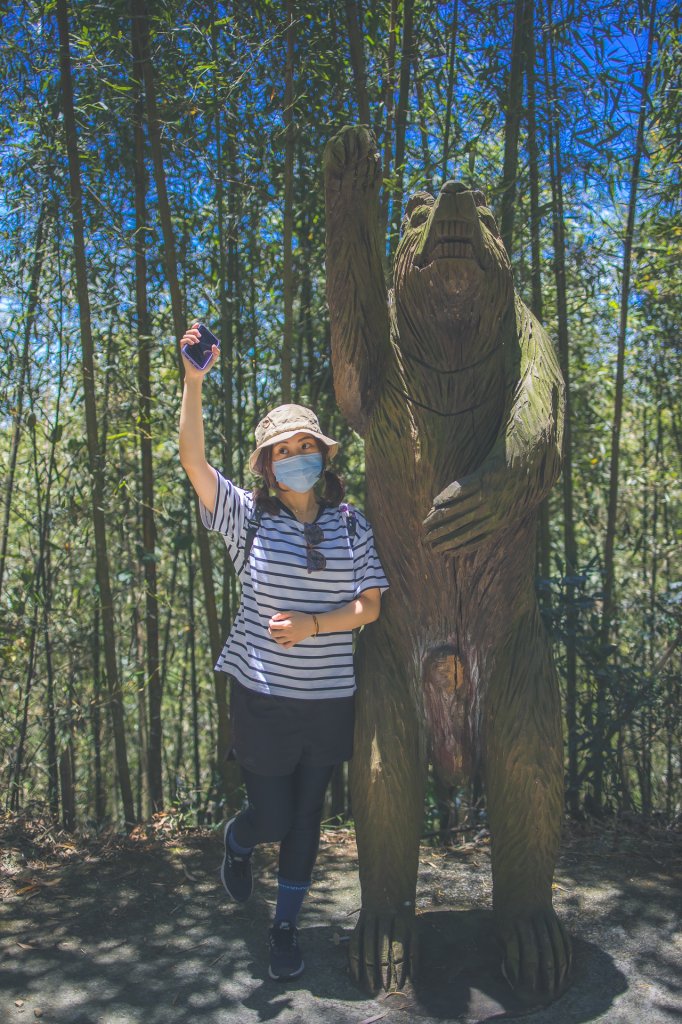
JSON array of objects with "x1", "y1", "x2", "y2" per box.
[{"x1": 339, "y1": 503, "x2": 357, "y2": 549}]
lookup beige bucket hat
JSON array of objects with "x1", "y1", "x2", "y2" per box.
[{"x1": 248, "y1": 404, "x2": 339, "y2": 473}]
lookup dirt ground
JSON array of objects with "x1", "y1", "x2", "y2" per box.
[{"x1": 0, "y1": 814, "x2": 680, "y2": 1024}]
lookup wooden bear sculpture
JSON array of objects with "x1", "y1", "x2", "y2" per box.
[{"x1": 323, "y1": 125, "x2": 571, "y2": 1004}]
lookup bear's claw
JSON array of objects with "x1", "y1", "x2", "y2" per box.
[
  {"x1": 349, "y1": 908, "x2": 418, "y2": 993},
  {"x1": 498, "y1": 908, "x2": 572, "y2": 1004}
]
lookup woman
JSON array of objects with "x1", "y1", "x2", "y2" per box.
[{"x1": 178, "y1": 323, "x2": 388, "y2": 981}]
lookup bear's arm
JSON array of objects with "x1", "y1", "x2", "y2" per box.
[
  {"x1": 423, "y1": 304, "x2": 565, "y2": 555},
  {"x1": 324, "y1": 126, "x2": 391, "y2": 436}
]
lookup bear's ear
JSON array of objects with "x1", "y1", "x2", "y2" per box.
[
  {"x1": 472, "y1": 189, "x2": 488, "y2": 207},
  {"x1": 401, "y1": 191, "x2": 435, "y2": 234}
]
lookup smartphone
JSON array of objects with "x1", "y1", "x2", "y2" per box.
[{"x1": 182, "y1": 324, "x2": 220, "y2": 370}]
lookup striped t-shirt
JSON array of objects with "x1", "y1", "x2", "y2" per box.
[{"x1": 199, "y1": 469, "x2": 389, "y2": 700}]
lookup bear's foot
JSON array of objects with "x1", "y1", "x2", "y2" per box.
[
  {"x1": 349, "y1": 908, "x2": 418, "y2": 993},
  {"x1": 497, "y1": 907, "x2": 572, "y2": 1005}
]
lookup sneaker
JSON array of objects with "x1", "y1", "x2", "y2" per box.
[
  {"x1": 220, "y1": 817, "x2": 253, "y2": 903},
  {"x1": 268, "y1": 920, "x2": 304, "y2": 980}
]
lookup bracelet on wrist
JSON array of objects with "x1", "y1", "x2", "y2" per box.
[{"x1": 311, "y1": 613, "x2": 320, "y2": 638}]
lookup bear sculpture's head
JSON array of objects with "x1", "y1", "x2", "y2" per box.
[{"x1": 393, "y1": 181, "x2": 515, "y2": 371}]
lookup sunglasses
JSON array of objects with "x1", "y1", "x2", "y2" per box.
[{"x1": 304, "y1": 522, "x2": 326, "y2": 572}]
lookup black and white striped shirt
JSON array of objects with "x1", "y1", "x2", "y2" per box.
[{"x1": 200, "y1": 469, "x2": 389, "y2": 699}]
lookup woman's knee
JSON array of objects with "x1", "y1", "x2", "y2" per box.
[
  {"x1": 243, "y1": 802, "x2": 293, "y2": 843},
  {"x1": 289, "y1": 803, "x2": 324, "y2": 834},
  {"x1": 239, "y1": 767, "x2": 295, "y2": 843},
  {"x1": 258, "y1": 811, "x2": 293, "y2": 843}
]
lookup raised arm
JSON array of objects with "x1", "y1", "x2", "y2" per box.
[
  {"x1": 423, "y1": 302, "x2": 565, "y2": 555},
  {"x1": 324, "y1": 125, "x2": 391, "y2": 435},
  {"x1": 179, "y1": 324, "x2": 219, "y2": 513}
]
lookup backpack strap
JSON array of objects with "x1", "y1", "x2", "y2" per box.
[
  {"x1": 243, "y1": 503, "x2": 264, "y2": 562},
  {"x1": 339, "y1": 503, "x2": 357, "y2": 550}
]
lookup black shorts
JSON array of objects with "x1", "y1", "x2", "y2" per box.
[{"x1": 230, "y1": 679, "x2": 355, "y2": 776}]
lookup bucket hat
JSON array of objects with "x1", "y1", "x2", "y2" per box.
[{"x1": 248, "y1": 404, "x2": 339, "y2": 473}]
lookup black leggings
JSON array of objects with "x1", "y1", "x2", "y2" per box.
[{"x1": 231, "y1": 762, "x2": 334, "y2": 883}]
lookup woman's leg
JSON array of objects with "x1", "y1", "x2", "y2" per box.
[
  {"x1": 221, "y1": 769, "x2": 295, "y2": 904},
  {"x1": 278, "y1": 762, "x2": 334, "y2": 880},
  {"x1": 231, "y1": 768, "x2": 295, "y2": 847},
  {"x1": 225, "y1": 762, "x2": 333, "y2": 921},
  {"x1": 226, "y1": 763, "x2": 334, "y2": 981},
  {"x1": 274, "y1": 762, "x2": 334, "y2": 924}
]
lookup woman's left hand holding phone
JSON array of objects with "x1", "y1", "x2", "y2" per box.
[{"x1": 180, "y1": 322, "x2": 220, "y2": 380}]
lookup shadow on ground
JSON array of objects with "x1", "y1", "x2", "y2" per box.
[
  {"x1": 406, "y1": 912, "x2": 626, "y2": 1022},
  {"x1": 0, "y1": 821, "x2": 679, "y2": 1023}
]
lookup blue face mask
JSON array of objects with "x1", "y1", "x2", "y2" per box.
[{"x1": 273, "y1": 453, "x2": 324, "y2": 493}]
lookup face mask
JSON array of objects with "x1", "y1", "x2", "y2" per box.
[{"x1": 273, "y1": 453, "x2": 324, "y2": 493}]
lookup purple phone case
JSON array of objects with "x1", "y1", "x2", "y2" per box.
[{"x1": 182, "y1": 324, "x2": 219, "y2": 370}]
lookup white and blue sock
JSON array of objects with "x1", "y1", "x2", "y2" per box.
[{"x1": 274, "y1": 877, "x2": 310, "y2": 925}]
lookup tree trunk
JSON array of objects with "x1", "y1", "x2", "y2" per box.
[
  {"x1": 390, "y1": 0, "x2": 415, "y2": 256},
  {"x1": 56, "y1": 0, "x2": 135, "y2": 827},
  {"x1": 131, "y1": 595, "x2": 150, "y2": 822},
  {"x1": 131, "y1": 0, "x2": 186, "y2": 349},
  {"x1": 33, "y1": 391, "x2": 62, "y2": 820},
  {"x1": 282, "y1": 0, "x2": 295, "y2": 403},
  {"x1": 10, "y1": 605, "x2": 39, "y2": 811},
  {"x1": 500, "y1": 0, "x2": 527, "y2": 257},
  {"x1": 413, "y1": 47, "x2": 432, "y2": 183},
  {"x1": 212, "y1": 10, "x2": 236, "y2": 639},
  {"x1": 441, "y1": 0, "x2": 458, "y2": 182},
  {"x1": 298, "y1": 203, "x2": 314, "y2": 401},
  {"x1": 0, "y1": 205, "x2": 47, "y2": 604},
  {"x1": 247, "y1": 204, "x2": 261, "y2": 440},
  {"x1": 131, "y1": 10, "x2": 162, "y2": 813},
  {"x1": 525, "y1": 0, "x2": 551, "y2": 602},
  {"x1": 380, "y1": 0, "x2": 398, "y2": 239},
  {"x1": 641, "y1": 406, "x2": 662, "y2": 814},
  {"x1": 26, "y1": 362, "x2": 60, "y2": 819},
  {"x1": 543, "y1": 0, "x2": 579, "y2": 816},
  {"x1": 173, "y1": 644, "x2": 189, "y2": 804},
  {"x1": 597, "y1": 0, "x2": 657, "y2": 809},
  {"x1": 60, "y1": 629, "x2": 77, "y2": 831},
  {"x1": 330, "y1": 763, "x2": 346, "y2": 821},
  {"x1": 42, "y1": 280, "x2": 69, "y2": 820},
  {"x1": 59, "y1": 743, "x2": 76, "y2": 832},
  {"x1": 186, "y1": 485, "x2": 203, "y2": 823},
  {"x1": 346, "y1": 0, "x2": 371, "y2": 125},
  {"x1": 525, "y1": 0, "x2": 542, "y2": 324},
  {"x1": 91, "y1": 608, "x2": 106, "y2": 825}
]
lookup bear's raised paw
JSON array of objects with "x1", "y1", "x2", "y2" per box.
[{"x1": 323, "y1": 125, "x2": 381, "y2": 197}]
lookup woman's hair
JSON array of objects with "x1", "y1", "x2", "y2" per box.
[{"x1": 252, "y1": 440, "x2": 345, "y2": 512}]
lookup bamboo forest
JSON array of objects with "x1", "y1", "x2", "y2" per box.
[{"x1": 0, "y1": 0, "x2": 679, "y2": 832}]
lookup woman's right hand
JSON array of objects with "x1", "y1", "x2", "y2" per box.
[{"x1": 180, "y1": 322, "x2": 219, "y2": 381}]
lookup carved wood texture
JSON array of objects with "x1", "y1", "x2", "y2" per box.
[{"x1": 324, "y1": 126, "x2": 570, "y2": 999}]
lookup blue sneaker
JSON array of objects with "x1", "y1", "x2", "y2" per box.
[
  {"x1": 220, "y1": 818, "x2": 253, "y2": 903},
  {"x1": 268, "y1": 920, "x2": 304, "y2": 980}
]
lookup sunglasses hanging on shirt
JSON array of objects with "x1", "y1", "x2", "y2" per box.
[{"x1": 303, "y1": 523, "x2": 326, "y2": 572}]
